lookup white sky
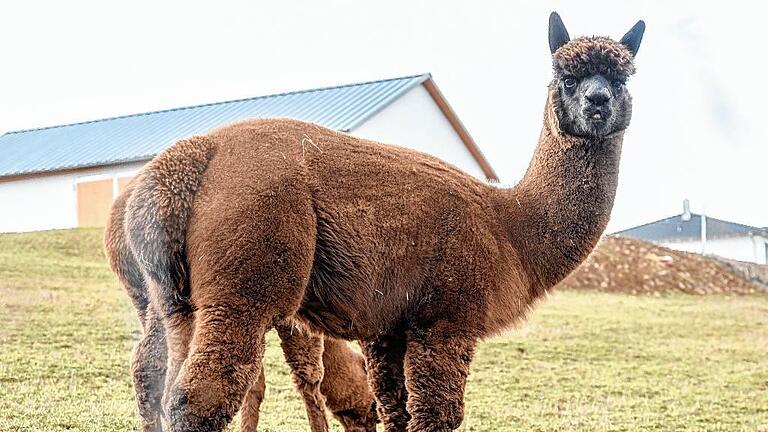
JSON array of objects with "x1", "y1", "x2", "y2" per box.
[{"x1": 1, "y1": 0, "x2": 765, "y2": 231}]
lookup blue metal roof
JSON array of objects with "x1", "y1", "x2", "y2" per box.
[
  {"x1": 615, "y1": 213, "x2": 768, "y2": 242},
  {"x1": 0, "y1": 74, "x2": 429, "y2": 177}
]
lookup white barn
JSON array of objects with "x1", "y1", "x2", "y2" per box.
[
  {"x1": 615, "y1": 200, "x2": 768, "y2": 264},
  {"x1": 0, "y1": 74, "x2": 497, "y2": 233}
]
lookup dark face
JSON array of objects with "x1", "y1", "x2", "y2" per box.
[
  {"x1": 555, "y1": 71, "x2": 632, "y2": 138},
  {"x1": 547, "y1": 12, "x2": 645, "y2": 139}
]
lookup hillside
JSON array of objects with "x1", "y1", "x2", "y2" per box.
[{"x1": 559, "y1": 235, "x2": 763, "y2": 295}]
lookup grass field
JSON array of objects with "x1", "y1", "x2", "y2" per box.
[{"x1": 0, "y1": 228, "x2": 766, "y2": 431}]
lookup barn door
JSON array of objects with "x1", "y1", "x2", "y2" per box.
[
  {"x1": 76, "y1": 175, "x2": 135, "y2": 227},
  {"x1": 117, "y1": 177, "x2": 133, "y2": 194},
  {"x1": 76, "y1": 179, "x2": 114, "y2": 227}
]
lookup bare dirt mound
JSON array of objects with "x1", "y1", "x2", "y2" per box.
[{"x1": 558, "y1": 235, "x2": 764, "y2": 295}]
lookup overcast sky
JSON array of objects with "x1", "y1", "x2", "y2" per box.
[{"x1": 1, "y1": 1, "x2": 765, "y2": 231}]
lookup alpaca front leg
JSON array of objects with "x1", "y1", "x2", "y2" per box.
[
  {"x1": 404, "y1": 329, "x2": 476, "y2": 432},
  {"x1": 361, "y1": 336, "x2": 410, "y2": 432},
  {"x1": 239, "y1": 366, "x2": 266, "y2": 432},
  {"x1": 276, "y1": 322, "x2": 329, "y2": 432},
  {"x1": 131, "y1": 313, "x2": 167, "y2": 432}
]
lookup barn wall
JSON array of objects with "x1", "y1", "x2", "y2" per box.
[
  {"x1": 352, "y1": 84, "x2": 486, "y2": 180},
  {"x1": 661, "y1": 236, "x2": 768, "y2": 264},
  {"x1": 0, "y1": 162, "x2": 145, "y2": 233}
]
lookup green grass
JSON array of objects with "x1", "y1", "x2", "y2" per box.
[{"x1": 0, "y1": 228, "x2": 766, "y2": 431}]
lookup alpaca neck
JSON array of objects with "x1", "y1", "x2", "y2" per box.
[{"x1": 498, "y1": 87, "x2": 624, "y2": 293}]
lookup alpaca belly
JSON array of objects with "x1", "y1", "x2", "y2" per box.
[
  {"x1": 296, "y1": 279, "x2": 385, "y2": 341},
  {"x1": 297, "y1": 213, "x2": 398, "y2": 340},
  {"x1": 297, "y1": 293, "x2": 367, "y2": 340},
  {"x1": 296, "y1": 297, "x2": 359, "y2": 340}
]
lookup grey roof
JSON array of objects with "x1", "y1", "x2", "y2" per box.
[
  {"x1": 0, "y1": 74, "x2": 430, "y2": 178},
  {"x1": 615, "y1": 213, "x2": 768, "y2": 242}
]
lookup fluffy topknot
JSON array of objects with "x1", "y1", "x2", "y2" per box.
[{"x1": 552, "y1": 37, "x2": 635, "y2": 79}]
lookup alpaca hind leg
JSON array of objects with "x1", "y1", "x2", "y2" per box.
[
  {"x1": 276, "y1": 322, "x2": 329, "y2": 432},
  {"x1": 167, "y1": 182, "x2": 316, "y2": 431},
  {"x1": 160, "y1": 310, "x2": 195, "y2": 419},
  {"x1": 239, "y1": 366, "x2": 266, "y2": 432},
  {"x1": 132, "y1": 312, "x2": 167, "y2": 432},
  {"x1": 403, "y1": 327, "x2": 476, "y2": 432},
  {"x1": 165, "y1": 301, "x2": 271, "y2": 432},
  {"x1": 361, "y1": 336, "x2": 410, "y2": 432}
]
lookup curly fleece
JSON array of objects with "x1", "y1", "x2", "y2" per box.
[{"x1": 553, "y1": 37, "x2": 635, "y2": 78}]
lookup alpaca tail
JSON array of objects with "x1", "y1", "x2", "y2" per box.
[
  {"x1": 124, "y1": 136, "x2": 217, "y2": 317},
  {"x1": 104, "y1": 179, "x2": 152, "y2": 321}
]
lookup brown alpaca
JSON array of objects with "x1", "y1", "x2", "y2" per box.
[
  {"x1": 104, "y1": 183, "x2": 377, "y2": 432},
  {"x1": 122, "y1": 12, "x2": 644, "y2": 431}
]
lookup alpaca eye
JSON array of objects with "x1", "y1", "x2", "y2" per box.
[{"x1": 563, "y1": 77, "x2": 577, "y2": 88}]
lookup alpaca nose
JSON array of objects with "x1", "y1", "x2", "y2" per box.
[{"x1": 585, "y1": 86, "x2": 612, "y2": 106}]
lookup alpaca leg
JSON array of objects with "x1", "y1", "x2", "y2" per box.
[
  {"x1": 276, "y1": 323, "x2": 329, "y2": 432},
  {"x1": 160, "y1": 310, "x2": 195, "y2": 418},
  {"x1": 165, "y1": 301, "x2": 271, "y2": 432},
  {"x1": 239, "y1": 366, "x2": 266, "y2": 432},
  {"x1": 403, "y1": 328, "x2": 476, "y2": 432},
  {"x1": 132, "y1": 312, "x2": 167, "y2": 432},
  {"x1": 361, "y1": 336, "x2": 410, "y2": 432},
  {"x1": 165, "y1": 182, "x2": 315, "y2": 431}
]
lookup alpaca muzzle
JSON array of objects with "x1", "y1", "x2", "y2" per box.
[{"x1": 582, "y1": 104, "x2": 611, "y2": 123}]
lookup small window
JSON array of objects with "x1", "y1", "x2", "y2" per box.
[{"x1": 765, "y1": 242, "x2": 768, "y2": 264}]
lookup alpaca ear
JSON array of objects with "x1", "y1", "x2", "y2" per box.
[
  {"x1": 548, "y1": 12, "x2": 570, "y2": 54},
  {"x1": 620, "y1": 20, "x2": 646, "y2": 57}
]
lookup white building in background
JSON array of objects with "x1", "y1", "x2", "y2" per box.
[
  {"x1": 0, "y1": 74, "x2": 497, "y2": 233},
  {"x1": 615, "y1": 200, "x2": 768, "y2": 264}
]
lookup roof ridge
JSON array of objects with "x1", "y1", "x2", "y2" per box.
[
  {"x1": 616, "y1": 212, "x2": 767, "y2": 236},
  {"x1": 703, "y1": 214, "x2": 767, "y2": 233},
  {"x1": 614, "y1": 213, "x2": 689, "y2": 234},
  {"x1": 3, "y1": 73, "x2": 430, "y2": 136}
]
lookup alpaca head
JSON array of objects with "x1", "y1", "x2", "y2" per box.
[
  {"x1": 548, "y1": 12, "x2": 645, "y2": 138},
  {"x1": 332, "y1": 399, "x2": 378, "y2": 432}
]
